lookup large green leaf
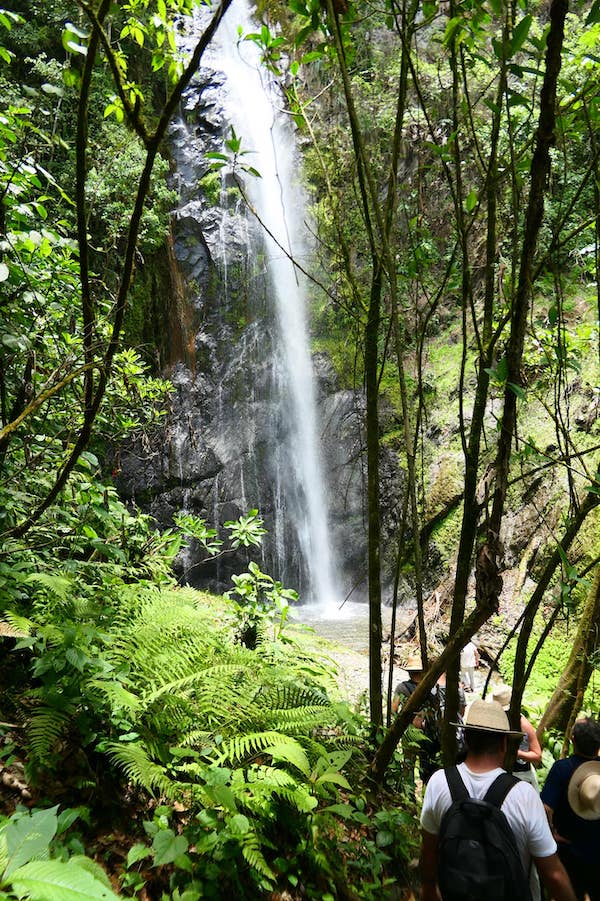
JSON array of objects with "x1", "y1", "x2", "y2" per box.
[
  {"x1": 264, "y1": 741, "x2": 311, "y2": 777},
  {"x1": 152, "y1": 829, "x2": 188, "y2": 866},
  {"x1": 4, "y1": 807, "x2": 58, "y2": 878},
  {"x1": 9, "y1": 859, "x2": 121, "y2": 900}
]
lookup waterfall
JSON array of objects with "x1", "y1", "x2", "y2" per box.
[{"x1": 203, "y1": 0, "x2": 339, "y2": 606}]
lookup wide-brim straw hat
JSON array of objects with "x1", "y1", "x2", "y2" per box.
[
  {"x1": 567, "y1": 761, "x2": 600, "y2": 820},
  {"x1": 491, "y1": 683, "x2": 512, "y2": 711},
  {"x1": 452, "y1": 699, "x2": 524, "y2": 737},
  {"x1": 405, "y1": 653, "x2": 424, "y2": 672}
]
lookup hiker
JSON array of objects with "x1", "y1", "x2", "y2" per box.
[
  {"x1": 392, "y1": 654, "x2": 442, "y2": 785},
  {"x1": 420, "y1": 698, "x2": 577, "y2": 901},
  {"x1": 436, "y1": 671, "x2": 467, "y2": 718},
  {"x1": 541, "y1": 717, "x2": 600, "y2": 900},
  {"x1": 460, "y1": 639, "x2": 479, "y2": 692},
  {"x1": 491, "y1": 683, "x2": 542, "y2": 790}
]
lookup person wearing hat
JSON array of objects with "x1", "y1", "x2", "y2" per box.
[
  {"x1": 541, "y1": 717, "x2": 600, "y2": 900},
  {"x1": 420, "y1": 699, "x2": 577, "y2": 901},
  {"x1": 392, "y1": 654, "x2": 445, "y2": 786},
  {"x1": 491, "y1": 683, "x2": 542, "y2": 790}
]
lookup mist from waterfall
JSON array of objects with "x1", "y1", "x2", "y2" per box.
[{"x1": 208, "y1": 0, "x2": 339, "y2": 607}]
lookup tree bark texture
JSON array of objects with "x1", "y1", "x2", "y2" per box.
[{"x1": 537, "y1": 565, "x2": 600, "y2": 740}]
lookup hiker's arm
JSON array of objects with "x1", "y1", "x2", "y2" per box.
[
  {"x1": 543, "y1": 802, "x2": 554, "y2": 828},
  {"x1": 419, "y1": 830, "x2": 441, "y2": 901},
  {"x1": 518, "y1": 716, "x2": 542, "y2": 765},
  {"x1": 543, "y1": 802, "x2": 571, "y2": 844},
  {"x1": 534, "y1": 853, "x2": 577, "y2": 901}
]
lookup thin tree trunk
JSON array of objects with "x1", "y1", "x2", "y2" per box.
[
  {"x1": 501, "y1": 0, "x2": 569, "y2": 736},
  {"x1": 537, "y1": 564, "x2": 600, "y2": 740}
]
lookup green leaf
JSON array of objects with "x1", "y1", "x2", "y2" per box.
[
  {"x1": 9, "y1": 859, "x2": 121, "y2": 900},
  {"x1": 264, "y1": 741, "x2": 311, "y2": 777},
  {"x1": 4, "y1": 806, "x2": 59, "y2": 877},
  {"x1": 508, "y1": 14, "x2": 532, "y2": 57},
  {"x1": 315, "y1": 771, "x2": 352, "y2": 789},
  {"x1": 126, "y1": 843, "x2": 151, "y2": 868},
  {"x1": 321, "y1": 803, "x2": 355, "y2": 819},
  {"x1": 152, "y1": 829, "x2": 188, "y2": 867},
  {"x1": 443, "y1": 16, "x2": 463, "y2": 46},
  {"x1": 227, "y1": 814, "x2": 250, "y2": 836},
  {"x1": 507, "y1": 90, "x2": 530, "y2": 109},
  {"x1": 496, "y1": 357, "x2": 508, "y2": 382},
  {"x1": 376, "y1": 829, "x2": 394, "y2": 848},
  {"x1": 465, "y1": 189, "x2": 477, "y2": 212},
  {"x1": 507, "y1": 381, "x2": 525, "y2": 400}
]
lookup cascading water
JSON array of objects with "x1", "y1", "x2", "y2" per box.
[{"x1": 199, "y1": 0, "x2": 340, "y2": 606}]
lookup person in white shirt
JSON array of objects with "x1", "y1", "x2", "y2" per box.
[
  {"x1": 419, "y1": 699, "x2": 576, "y2": 901},
  {"x1": 459, "y1": 640, "x2": 479, "y2": 692}
]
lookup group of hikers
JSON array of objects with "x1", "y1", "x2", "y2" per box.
[{"x1": 392, "y1": 648, "x2": 600, "y2": 900}]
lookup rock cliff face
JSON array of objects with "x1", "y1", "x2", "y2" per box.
[{"x1": 116, "y1": 40, "x2": 368, "y2": 600}]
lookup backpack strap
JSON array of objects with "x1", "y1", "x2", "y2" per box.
[
  {"x1": 483, "y1": 770, "x2": 533, "y2": 890},
  {"x1": 483, "y1": 771, "x2": 520, "y2": 809},
  {"x1": 445, "y1": 765, "x2": 470, "y2": 802},
  {"x1": 396, "y1": 679, "x2": 417, "y2": 698}
]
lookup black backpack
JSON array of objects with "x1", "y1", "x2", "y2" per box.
[
  {"x1": 396, "y1": 679, "x2": 441, "y2": 743},
  {"x1": 437, "y1": 766, "x2": 533, "y2": 901}
]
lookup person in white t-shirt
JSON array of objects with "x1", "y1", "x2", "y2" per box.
[
  {"x1": 459, "y1": 640, "x2": 479, "y2": 692},
  {"x1": 419, "y1": 699, "x2": 576, "y2": 901}
]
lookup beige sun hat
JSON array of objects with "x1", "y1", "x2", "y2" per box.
[
  {"x1": 453, "y1": 698, "x2": 524, "y2": 736},
  {"x1": 567, "y1": 761, "x2": 600, "y2": 820},
  {"x1": 491, "y1": 683, "x2": 512, "y2": 711},
  {"x1": 404, "y1": 653, "x2": 424, "y2": 672}
]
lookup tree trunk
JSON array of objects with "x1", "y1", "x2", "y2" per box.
[{"x1": 537, "y1": 565, "x2": 600, "y2": 739}]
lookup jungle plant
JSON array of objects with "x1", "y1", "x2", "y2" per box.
[
  {"x1": 226, "y1": 560, "x2": 299, "y2": 647},
  {"x1": 0, "y1": 805, "x2": 120, "y2": 900},
  {"x1": 0, "y1": 0, "x2": 236, "y2": 557},
  {"x1": 173, "y1": 509, "x2": 267, "y2": 569}
]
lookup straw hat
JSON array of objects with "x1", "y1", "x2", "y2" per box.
[
  {"x1": 567, "y1": 761, "x2": 600, "y2": 820},
  {"x1": 491, "y1": 684, "x2": 512, "y2": 711},
  {"x1": 405, "y1": 654, "x2": 424, "y2": 672},
  {"x1": 453, "y1": 699, "x2": 524, "y2": 736}
]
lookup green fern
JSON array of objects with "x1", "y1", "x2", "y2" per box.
[
  {"x1": 107, "y1": 741, "x2": 176, "y2": 797},
  {"x1": 216, "y1": 731, "x2": 292, "y2": 764},
  {"x1": 240, "y1": 832, "x2": 275, "y2": 882},
  {"x1": 27, "y1": 708, "x2": 71, "y2": 765},
  {"x1": 255, "y1": 682, "x2": 329, "y2": 709}
]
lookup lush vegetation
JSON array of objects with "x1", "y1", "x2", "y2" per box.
[{"x1": 1, "y1": 0, "x2": 599, "y2": 897}]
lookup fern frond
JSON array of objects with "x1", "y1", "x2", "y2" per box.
[
  {"x1": 107, "y1": 741, "x2": 175, "y2": 797},
  {"x1": 240, "y1": 832, "x2": 275, "y2": 881},
  {"x1": 1, "y1": 611, "x2": 35, "y2": 636},
  {"x1": 246, "y1": 766, "x2": 297, "y2": 789},
  {"x1": 176, "y1": 728, "x2": 213, "y2": 747},
  {"x1": 266, "y1": 706, "x2": 334, "y2": 733},
  {"x1": 267, "y1": 783, "x2": 317, "y2": 813},
  {"x1": 255, "y1": 683, "x2": 329, "y2": 710},
  {"x1": 27, "y1": 708, "x2": 70, "y2": 764},
  {"x1": 217, "y1": 731, "x2": 294, "y2": 764},
  {"x1": 142, "y1": 662, "x2": 254, "y2": 706},
  {"x1": 88, "y1": 680, "x2": 141, "y2": 716}
]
